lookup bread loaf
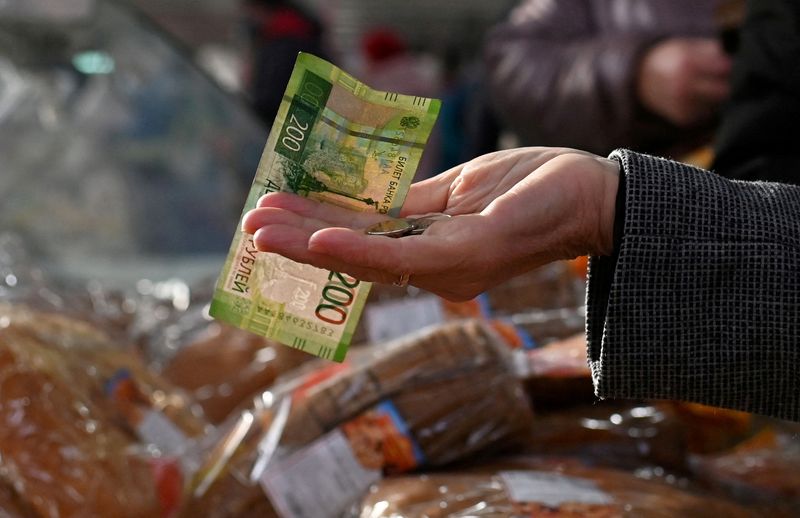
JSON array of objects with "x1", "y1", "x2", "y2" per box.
[
  {"x1": 519, "y1": 332, "x2": 595, "y2": 410},
  {"x1": 0, "y1": 327, "x2": 163, "y2": 517},
  {"x1": 691, "y1": 427, "x2": 800, "y2": 512},
  {"x1": 163, "y1": 322, "x2": 309, "y2": 423},
  {"x1": 354, "y1": 457, "x2": 756, "y2": 517},
  {"x1": 0, "y1": 303, "x2": 206, "y2": 517},
  {"x1": 484, "y1": 262, "x2": 583, "y2": 315},
  {"x1": 184, "y1": 320, "x2": 534, "y2": 517}
]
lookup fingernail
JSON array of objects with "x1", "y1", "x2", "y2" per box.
[
  {"x1": 257, "y1": 192, "x2": 281, "y2": 207},
  {"x1": 307, "y1": 233, "x2": 327, "y2": 253},
  {"x1": 308, "y1": 228, "x2": 344, "y2": 253}
]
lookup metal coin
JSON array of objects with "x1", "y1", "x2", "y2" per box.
[
  {"x1": 364, "y1": 218, "x2": 415, "y2": 237},
  {"x1": 407, "y1": 213, "x2": 452, "y2": 235}
]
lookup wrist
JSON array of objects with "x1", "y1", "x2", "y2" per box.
[{"x1": 594, "y1": 157, "x2": 621, "y2": 256}]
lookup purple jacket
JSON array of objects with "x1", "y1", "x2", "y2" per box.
[{"x1": 484, "y1": 0, "x2": 719, "y2": 155}]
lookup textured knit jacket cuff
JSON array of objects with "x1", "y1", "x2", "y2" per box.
[{"x1": 586, "y1": 149, "x2": 800, "y2": 422}]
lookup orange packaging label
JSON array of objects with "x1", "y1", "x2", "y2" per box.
[
  {"x1": 341, "y1": 400, "x2": 424, "y2": 474},
  {"x1": 292, "y1": 361, "x2": 350, "y2": 401}
]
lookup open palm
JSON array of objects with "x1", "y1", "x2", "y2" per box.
[{"x1": 242, "y1": 147, "x2": 619, "y2": 300}]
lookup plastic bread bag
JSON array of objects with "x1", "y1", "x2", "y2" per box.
[
  {"x1": 689, "y1": 425, "x2": 800, "y2": 512},
  {"x1": 0, "y1": 481, "x2": 36, "y2": 518},
  {"x1": 357, "y1": 261, "x2": 585, "y2": 347},
  {"x1": 358, "y1": 285, "x2": 448, "y2": 345},
  {"x1": 183, "y1": 319, "x2": 534, "y2": 518},
  {"x1": 0, "y1": 307, "x2": 190, "y2": 517},
  {"x1": 25, "y1": 264, "x2": 311, "y2": 427},
  {"x1": 0, "y1": 232, "x2": 92, "y2": 317},
  {"x1": 481, "y1": 261, "x2": 585, "y2": 316},
  {"x1": 160, "y1": 316, "x2": 310, "y2": 424},
  {"x1": 349, "y1": 457, "x2": 757, "y2": 518},
  {"x1": 521, "y1": 400, "x2": 758, "y2": 475},
  {"x1": 77, "y1": 271, "x2": 310, "y2": 426},
  {"x1": 506, "y1": 331, "x2": 594, "y2": 411},
  {"x1": 1, "y1": 303, "x2": 207, "y2": 440}
]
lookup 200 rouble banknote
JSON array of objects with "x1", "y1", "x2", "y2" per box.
[{"x1": 210, "y1": 53, "x2": 440, "y2": 361}]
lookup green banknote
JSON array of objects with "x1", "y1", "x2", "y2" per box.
[{"x1": 210, "y1": 53, "x2": 441, "y2": 361}]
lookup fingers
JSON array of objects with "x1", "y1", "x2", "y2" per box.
[
  {"x1": 399, "y1": 167, "x2": 460, "y2": 216},
  {"x1": 693, "y1": 76, "x2": 731, "y2": 104},
  {"x1": 243, "y1": 207, "x2": 327, "y2": 235},
  {"x1": 255, "y1": 192, "x2": 388, "y2": 228},
  {"x1": 692, "y1": 39, "x2": 732, "y2": 76},
  {"x1": 307, "y1": 228, "x2": 427, "y2": 275},
  {"x1": 307, "y1": 214, "x2": 485, "y2": 275},
  {"x1": 251, "y1": 223, "x2": 394, "y2": 283}
]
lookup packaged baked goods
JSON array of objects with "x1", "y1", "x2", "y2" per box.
[
  {"x1": 357, "y1": 262, "x2": 584, "y2": 347},
  {"x1": 1, "y1": 303, "x2": 207, "y2": 439},
  {"x1": 184, "y1": 320, "x2": 534, "y2": 518},
  {"x1": 522, "y1": 400, "x2": 758, "y2": 474},
  {"x1": 0, "y1": 481, "x2": 36, "y2": 518},
  {"x1": 483, "y1": 262, "x2": 585, "y2": 315},
  {"x1": 690, "y1": 426, "x2": 800, "y2": 513},
  {"x1": 162, "y1": 320, "x2": 309, "y2": 424},
  {"x1": 0, "y1": 311, "x2": 181, "y2": 517},
  {"x1": 359, "y1": 285, "x2": 446, "y2": 344},
  {"x1": 0, "y1": 303, "x2": 212, "y2": 517},
  {"x1": 351, "y1": 457, "x2": 756, "y2": 517},
  {"x1": 512, "y1": 332, "x2": 594, "y2": 410}
]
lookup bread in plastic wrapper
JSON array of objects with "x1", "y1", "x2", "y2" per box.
[
  {"x1": 351, "y1": 457, "x2": 756, "y2": 518},
  {"x1": 0, "y1": 481, "x2": 37, "y2": 518},
  {"x1": 0, "y1": 311, "x2": 183, "y2": 517},
  {"x1": 482, "y1": 262, "x2": 585, "y2": 315},
  {"x1": 690, "y1": 426, "x2": 800, "y2": 514},
  {"x1": 1, "y1": 303, "x2": 207, "y2": 440},
  {"x1": 162, "y1": 321, "x2": 309, "y2": 423},
  {"x1": 509, "y1": 332, "x2": 595, "y2": 411},
  {"x1": 522, "y1": 401, "x2": 758, "y2": 474},
  {"x1": 183, "y1": 320, "x2": 534, "y2": 518}
]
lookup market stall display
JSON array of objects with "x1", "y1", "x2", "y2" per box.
[
  {"x1": 522, "y1": 401, "x2": 756, "y2": 473},
  {"x1": 0, "y1": 304, "x2": 198, "y2": 517},
  {"x1": 162, "y1": 321, "x2": 310, "y2": 424},
  {"x1": 691, "y1": 427, "x2": 800, "y2": 513},
  {"x1": 183, "y1": 320, "x2": 533, "y2": 518},
  {"x1": 350, "y1": 457, "x2": 756, "y2": 517}
]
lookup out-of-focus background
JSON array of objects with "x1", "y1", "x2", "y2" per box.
[
  {"x1": 0, "y1": 0, "x2": 515, "y2": 285},
  {"x1": 2, "y1": 1, "x2": 799, "y2": 518}
]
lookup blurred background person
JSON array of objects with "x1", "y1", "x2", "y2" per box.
[
  {"x1": 355, "y1": 27, "x2": 444, "y2": 180},
  {"x1": 711, "y1": 0, "x2": 800, "y2": 184},
  {"x1": 484, "y1": 0, "x2": 735, "y2": 157},
  {"x1": 242, "y1": 0, "x2": 327, "y2": 124},
  {"x1": 356, "y1": 27, "x2": 441, "y2": 96}
]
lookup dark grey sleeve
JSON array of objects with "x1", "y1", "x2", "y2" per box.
[{"x1": 586, "y1": 149, "x2": 800, "y2": 422}]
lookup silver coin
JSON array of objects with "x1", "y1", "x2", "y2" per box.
[
  {"x1": 407, "y1": 213, "x2": 452, "y2": 235},
  {"x1": 364, "y1": 218, "x2": 415, "y2": 237}
]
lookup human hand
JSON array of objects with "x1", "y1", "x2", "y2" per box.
[
  {"x1": 637, "y1": 37, "x2": 732, "y2": 127},
  {"x1": 242, "y1": 147, "x2": 619, "y2": 301}
]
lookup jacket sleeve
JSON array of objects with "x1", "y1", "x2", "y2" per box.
[
  {"x1": 587, "y1": 149, "x2": 800, "y2": 422},
  {"x1": 483, "y1": 0, "x2": 669, "y2": 155}
]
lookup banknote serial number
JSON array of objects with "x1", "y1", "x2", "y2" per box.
[
  {"x1": 258, "y1": 307, "x2": 335, "y2": 337},
  {"x1": 314, "y1": 271, "x2": 360, "y2": 325}
]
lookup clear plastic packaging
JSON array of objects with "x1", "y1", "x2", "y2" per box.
[
  {"x1": 356, "y1": 262, "x2": 585, "y2": 347},
  {"x1": 482, "y1": 261, "x2": 585, "y2": 316},
  {"x1": 351, "y1": 457, "x2": 756, "y2": 517},
  {"x1": 690, "y1": 426, "x2": 800, "y2": 512},
  {"x1": 522, "y1": 401, "x2": 756, "y2": 474},
  {"x1": 161, "y1": 320, "x2": 310, "y2": 424},
  {"x1": 511, "y1": 332, "x2": 595, "y2": 410},
  {"x1": 0, "y1": 303, "x2": 205, "y2": 517},
  {"x1": 183, "y1": 320, "x2": 534, "y2": 518}
]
